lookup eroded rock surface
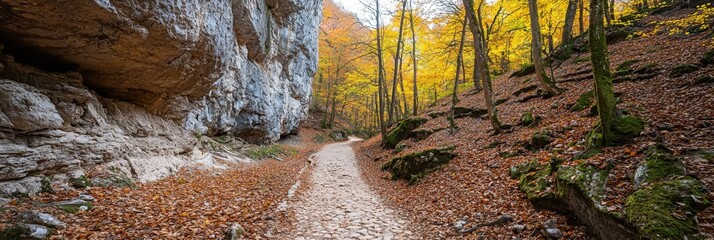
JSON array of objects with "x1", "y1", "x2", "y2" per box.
[{"x1": 0, "y1": 0, "x2": 322, "y2": 195}]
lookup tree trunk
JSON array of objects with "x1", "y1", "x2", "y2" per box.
[
  {"x1": 376, "y1": 0, "x2": 387, "y2": 139},
  {"x1": 642, "y1": 0, "x2": 649, "y2": 10},
  {"x1": 388, "y1": 0, "x2": 408, "y2": 125},
  {"x1": 609, "y1": 0, "x2": 615, "y2": 21},
  {"x1": 562, "y1": 0, "x2": 578, "y2": 54},
  {"x1": 463, "y1": 0, "x2": 501, "y2": 134},
  {"x1": 603, "y1": 0, "x2": 611, "y2": 26},
  {"x1": 580, "y1": 0, "x2": 585, "y2": 34},
  {"x1": 409, "y1": 0, "x2": 418, "y2": 116},
  {"x1": 589, "y1": 0, "x2": 617, "y2": 146},
  {"x1": 450, "y1": 15, "x2": 468, "y2": 134},
  {"x1": 528, "y1": 0, "x2": 559, "y2": 95}
]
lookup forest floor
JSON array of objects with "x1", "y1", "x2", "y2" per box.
[
  {"x1": 0, "y1": 127, "x2": 333, "y2": 239},
  {"x1": 356, "y1": 8, "x2": 713, "y2": 239}
]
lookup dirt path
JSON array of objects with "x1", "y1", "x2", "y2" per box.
[{"x1": 288, "y1": 137, "x2": 413, "y2": 239}]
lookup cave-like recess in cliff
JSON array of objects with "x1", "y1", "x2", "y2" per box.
[{"x1": 2, "y1": 40, "x2": 79, "y2": 73}]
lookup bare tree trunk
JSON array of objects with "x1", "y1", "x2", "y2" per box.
[
  {"x1": 603, "y1": 0, "x2": 611, "y2": 26},
  {"x1": 609, "y1": 0, "x2": 615, "y2": 21},
  {"x1": 590, "y1": 0, "x2": 617, "y2": 146},
  {"x1": 450, "y1": 15, "x2": 468, "y2": 134},
  {"x1": 528, "y1": 0, "x2": 559, "y2": 95},
  {"x1": 562, "y1": 0, "x2": 578, "y2": 55},
  {"x1": 463, "y1": 0, "x2": 501, "y2": 133},
  {"x1": 409, "y1": 0, "x2": 418, "y2": 116},
  {"x1": 388, "y1": 0, "x2": 408, "y2": 125},
  {"x1": 376, "y1": 0, "x2": 387, "y2": 139},
  {"x1": 579, "y1": 0, "x2": 585, "y2": 35}
]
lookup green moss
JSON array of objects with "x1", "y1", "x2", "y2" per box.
[
  {"x1": 574, "y1": 56, "x2": 591, "y2": 64},
  {"x1": 695, "y1": 76, "x2": 714, "y2": 84},
  {"x1": 625, "y1": 176, "x2": 711, "y2": 239},
  {"x1": 383, "y1": 117, "x2": 427, "y2": 149},
  {"x1": 40, "y1": 177, "x2": 54, "y2": 194},
  {"x1": 669, "y1": 64, "x2": 700, "y2": 78},
  {"x1": 382, "y1": 146, "x2": 456, "y2": 184},
  {"x1": 616, "y1": 60, "x2": 639, "y2": 72},
  {"x1": 519, "y1": 112, "x2": 541, "y2": 127},
  {"x1": 329, "y1": 130, "x2": 348, "y2": 141},
  {"x1": 510, "y1": 64, "x2": 535, "y2": 78},
  {"x1": 499, "y1": 151, "x2": 519, "y2": 159},
  {"x1": 526, "y1": 131, "x2": 553, "y2": 151},
  {"x1": 633, "y1": 63, "x2": 658, "y2": 74},
  {"x1": 246, "y1": 145, "x2": 295, "y2": 160},
  {"x1": 313, "y1": 134, "x2": 325, "y2": 143},
  {"x1": 57, "y1": 202, "x2": 94, "y2": 214},
  {"x1": 701, "y1": 50, "x2": 714, "y2": 65},
  {"x1": 574, "y1": 147, "x2": 602, "y2": 160},
  {"x1": 0, "y1": 226, "x2": 25, "y2": 239},
  {"x1": 635, "y1": 145, "x2": 686, "y2": 185},
  {"x1": 70, "y1": 175, "x2": 91, "y2": 189},
  {"x1": 570, "y1": 91, "x2": 594, "y2": 112},
  {"x1": 610, "y1": 115, "x2": 644, "y2": 145},
  {"x1": 517, "y1": 161, "x2": 556, "y2": 201},
  {"x1": 485, "y1": 141, "x2": 504, "y2": 149},
  {"x1": 557, "y1": 164, "x2": 610, "y2": 207},
  {"x1": 512, "y1": 85, "x2": 538, "y2": 97}
]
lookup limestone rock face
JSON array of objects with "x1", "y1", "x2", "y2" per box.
[{"x1": 0, "y1": 0, "x2": 321, "y2": 195}]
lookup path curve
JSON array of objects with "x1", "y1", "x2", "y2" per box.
[{"x1": 290, "y1": 137, "x2": 413, "y2": 239}]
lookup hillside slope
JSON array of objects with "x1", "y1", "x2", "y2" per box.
[{"x1": 357, "y1": 7, "x2": 713, "y2": 239}]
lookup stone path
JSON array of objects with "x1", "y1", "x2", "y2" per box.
[{"x1": 289, "y1": 137, "x2": 413, "y2": 239}]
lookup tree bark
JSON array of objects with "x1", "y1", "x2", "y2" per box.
[
  {"x1": 463, "y1": 0, "x2": 501, "y2": 134},
  {"x1": 450, "y1": 15, "x2": 468, "y2": 134},
  {"x1": 388, "y1": 0, "x2": 408, "y2": 125},
  {"x1": 409, "y1": 0, "x2": 418, "y2": 116},
  {"x1": 376, "y1": 0, "x2": 387, "y2": 139},
  {"x1": 579, "y1": 0, "x2": 585, "y2": 35},
  {"x1": 562, "y1": 0, "x2": 578, "y2": 54},
  {"x1": 589, "y1": 0, "x2": 617, "y2": 146},
  {"x1": 528, "y1": 0, "x2": 559, "y2": 95}
]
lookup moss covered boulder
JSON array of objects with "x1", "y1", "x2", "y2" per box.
[
  {"x1": 669, "y1": 64, "x2": 700, "y2": 78},
  {"x1": 519, "y1": 112, "x2": 542, "y2": 127},
  {"x1": 570, "y1": 91, "x2": 594, "y2": 112},
  {"x1": 382, "y1": 146, "x2": 456, "y2": 184},
  {"x1": 526, "y1": 131, "x2": 553, "y2": 151},
  {"x1": 383, "y1": 117, "x2": 427, "y2": 149},
  {"x1": 510, "y1": 64, "x2": 535, "y2": 78},
  {"x1": 625, "y1": 145, "x2": 712, "y2": 239},
  {"x1": 700, "y1": 49, "x2": 714, "y2": 66},
  {"x1": 510, "y1": 160, "x2": 568, "y2": 213}
]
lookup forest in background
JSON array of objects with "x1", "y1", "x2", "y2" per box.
[{"x1": 312, "y1": 0, "x2": 710, "y2": 136}]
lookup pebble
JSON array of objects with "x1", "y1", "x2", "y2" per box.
[
  {"x1": 287, "y1": 139, "x2": 412, "y2": 239},
  {"x1": 78, "y1": 194, "x2": 95, "y2": 202},
  {"x1": 544, "y1": 219, "x2": 557, "y2": 229},
  {"x1": 546, "y1": 228, "x2": 564, "y2": 239},
  {"x1": 512, "y1": 224, "x2": 526, "y2": 233}
]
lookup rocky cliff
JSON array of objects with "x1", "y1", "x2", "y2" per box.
[{"x1": 0, "y1": 0, "x2": 322, "y2": 196}]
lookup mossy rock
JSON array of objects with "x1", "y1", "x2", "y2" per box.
[
  {"x1": 509, "y1": 160, "x2": 541, "y2": 179},
  {"x1": 383, "y1": 117, "x2": 427, "y2": 149},
  {"x1": 519, "y1": 112, "x2": 542, "y2": 127},
  {"x1": 494, "y1": 98, "x2": 508, "y2": 106},
  {"x1": 453, "y1": 107, "x2": 488, "y2": 118},
  {"x1": 574, "y1": 147, "x2": 602, "y2": 160},
  {"x1": 515, "y1": 160, "x2": 568, "y2": 212},
  {"x1": 526, "y1": 131, "x2": 553, "y2": 151},
  {"x1": 633, "y1": 63, "x2": 658, "y2": 75},
  {"x1": 669, "y1": 64, "x2": 700, "y2": 78},
  {"x1": 625, "y1": 176, "x2": 711, "y2": 239},
  {"x1": 695, "y1": 75, "x2": 714, "y2": 85},
  {"x1": 56, "y1": 200, "x2": 95, "y2": 214},
  {"x1": 570, "y1": 91, "x2": 594, "y2": 112},
  {"x1": 0, "y1": 226, "x2": 26, "y2": 239},
  {"x1": 610, "y1": 115, "x2": 644, "y2": 145},
  {"x1": 512, "y1": 85, "x2": 538, "y2": 97},
  {"x1": 556, "y1": 164, "x2": 610, "y2": 207},
  {"x1": 382, "y1": 146, "x2": 456, "y2": 184},
  {"x1": 625, "y1": 145, "x2": 712, "y2": 239},
  {"x1": 616, "y1": 59, "x2": 639, "y2": 72},
  {"x1": 700, "y1": 49, "x2": 714, "y2": 65},
  {"x1": 70, "y1": 175, "x2": 91, "y2": 189},
  {"x1": 40, "y1": 177, "x2": 54, "y2": 194},
  {"x1": 510, "y1": 64, "x2": 535, "y2": 78},
  {"x1": 633, "y1": 145, "x2": 686, "y2": 187},
  {"x1": 329, "y1": 130, "x2": 348, "y2": 141},
  {"x1": 606, "y1": 29, "x2": 630, "y2": 44},
  {"x1": 91, "y1": 173, "x2": 137, "y2": 190}
]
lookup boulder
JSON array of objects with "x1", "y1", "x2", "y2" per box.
[
  {"x1": 19, "y1": 211, "x2": 66, "y2": 229},
  {"x1": 382, "y1": 146, "x2": 456, "y2": 184},
  {"x1": 383, "y1": 118, "x2": 427, "y2": 149}
]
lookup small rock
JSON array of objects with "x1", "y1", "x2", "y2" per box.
[
  {"x1": 21, "y1": 224, "x2": 51, "y2": 240},
  {"x1": 0, "y1": 197, "x2": 10, "y2": 206},
  {"x1": 225, "y1": 222, "x2": 244, "y2": 240},
  {"x1": 512, "y1": 224, "x2": 526, "y2": 233},
  {"x1": 19, "y1": 211, "x2": 66, "y2": 229},
  {"x1": 544, "y1": 219, "x2": 557, "y2": 229},
  {"x1": 546, "y1": 228, "x2": 563, "y2": 239},
  {"x1": 78, "y1": 194, "x2": 95, "y2": 202},
  {"x1": 454, "y1": 217, "x2": 468, "y2": 231}
]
